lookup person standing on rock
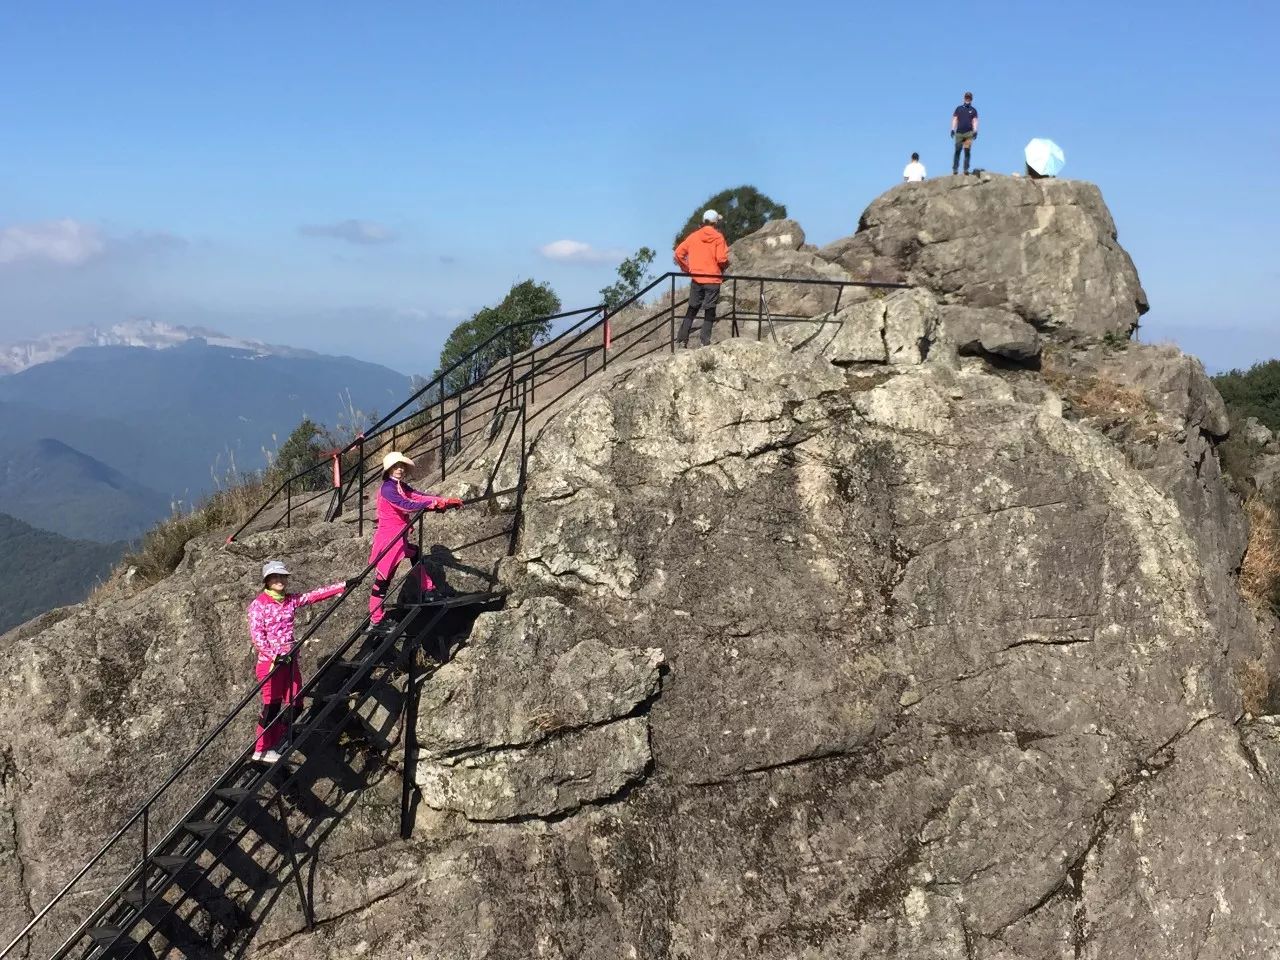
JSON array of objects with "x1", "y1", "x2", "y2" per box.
[
  {"x1": 950, "y1": 91, "x2": 979, "y2": 175},
  {"x1": 673, "y1": 209, "x2": 730, "y2": 348},
  {"x1": 248, "y1": 560, "x2": 347, "y2": 763},
  {"x1": 903, "y1": 152, "x2": 927, "y2": 182},
  {"x1": 369, "y1": 452, "x2": 463, "y2": 629}
]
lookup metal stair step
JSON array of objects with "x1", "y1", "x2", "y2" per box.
[
  {"x1": 182, "y1": 819, "x2": 230, "y2": 839},
  {"x1": 85, "y1": 925, "x2": 157, "y2": 960},
  {"x1": 151, "y1": 854, "x2": 193, "y2": 873},
  {"x1": 214, "y1": 786, "x2": 256, "y2": 804}
]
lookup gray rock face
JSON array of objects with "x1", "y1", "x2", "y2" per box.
[
  {"x1": 1, "y1": 177, "x2": 1275, "y2": 960},
  {"x1": 939, "y1": 304, "x2": 1042, "y2": 364},
  {"x1": 775, "y1": 288, "x2": 939, "y2": 367},
  {"x1": 727, "y1": 218, "x2": 857, "y2": 318},
  {"x1": 264, "y1": 340, "x2": 1269, "y2": 960},
  {"x1": 817, "y1": 175, "x2": 1149, "y2": 340}
]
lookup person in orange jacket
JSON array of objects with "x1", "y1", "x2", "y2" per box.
[{"x1": 673, "y1": 210, "x2": 730, "y2": 348}]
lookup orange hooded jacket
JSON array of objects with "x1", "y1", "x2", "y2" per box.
[{"x1": 674, "y1": 226, "x2": 729, "y2": 285}]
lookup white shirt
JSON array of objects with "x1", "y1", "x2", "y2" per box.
[{"x1": 903, "y1": 161, "x2": 926, "y2": 182}]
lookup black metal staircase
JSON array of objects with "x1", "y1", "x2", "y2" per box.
[
  {"x1": 3, "y1": 272, "x2": 910, "y2": 960},
  {"x1": 64, "y1": 592, "x2": 501, "y2": 960}
]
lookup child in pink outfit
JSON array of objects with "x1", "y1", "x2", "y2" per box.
[
  {"x1": 247, "y1": 560, "x2": 346, "y2": 762},
  {"x1": 369, "y1": 452, "x2": 463, "y2": 625}
]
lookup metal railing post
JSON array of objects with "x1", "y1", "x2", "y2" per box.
[
  {"x1": 357, "y1": 437, "x2": 366, "y2": 536},
  {"x1": 732, "y1": 277, "x2": 739, "y2": 338},
  {"x1": 439, "y1": 382, "x2": 447, "y2": 482},
  {"x1": 669, "y1": 275, "x2": 676, "y2": 353},
  {"x1": 758, "y1": 280, "x2": 764, "y2": 341}
]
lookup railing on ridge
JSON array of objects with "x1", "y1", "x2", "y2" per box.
[
  {"x1": 0, "y1": 497, "x2": 505, "y2": 960},
  {"x1": 229, "y1": 271, "x2": 910, "y2": 542},
  {"x1": 3, "y1": 270, "x2": 910, "y2": 959}
]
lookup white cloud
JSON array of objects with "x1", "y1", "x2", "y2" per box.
[
  {"x1": 537, "y1": 239, "x2": 623, "y2": 264},
  {"x1": 299, "y1": 219, "x2": 398, "y2": 245},
  {"x1": 0, "y1": 219, "x2": 107, "y2": 266}
]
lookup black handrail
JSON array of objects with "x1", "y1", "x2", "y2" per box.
[
  {"x1": 0, "y1": 497, "x2": 465, "y2": 960},
  {"x1": 228, "y1": 271, "x2": 906, "y2": 542}
]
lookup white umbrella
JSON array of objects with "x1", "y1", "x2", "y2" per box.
[{"x1": 1025, "y1": 138, "x2": 1066, "y2": 177}]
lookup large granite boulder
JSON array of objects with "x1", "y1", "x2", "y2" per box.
[
  {"x1": 815, "y1": 175, "x2": 1149, "y2": 340},
  {"x1": 238, "y1": 340, "x2": 1280, "y2": 960},
  {"x1": 2, "y1": 178, "x2": 1275, "y2": 960},
  {"x1": 726, "y1": 217, "x2": 858, "y2": 318}
]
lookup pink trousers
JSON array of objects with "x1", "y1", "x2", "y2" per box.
[
  {"x1": 368, "y1": 535, "x2": 434, "y2": 624},
  {"x1": 255, "y1": 659, "x2": 302, "y2": 753}
]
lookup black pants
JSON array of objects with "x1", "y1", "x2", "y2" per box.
[
  {"x1": 953, "y1": 134, "x2": 974, "y2": 172},
  {"x1": 677, "y1": 282, "x2": 721, "y2": 347}
]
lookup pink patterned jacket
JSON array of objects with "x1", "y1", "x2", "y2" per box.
[{"x1": 247, "y1": 585, "x2": 345, "y2": 663}]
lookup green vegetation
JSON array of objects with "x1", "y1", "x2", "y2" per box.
[
  {"x1": 435, "y1": 279, "x2": 562, "y2": 394},
  {"x1": 1213, "y1": 360, "x2": 1280, "y2": 434},
  {"x1": 0, "y1": 513, "x2": 123, "y2": 633},
  {"x1": 673, "y1": 185, "x2": 787, "y2": 247},
  {"x1": 124, "y1": 414, "x2": 348, "y2": 585},
  {"x1": 1211, "y1": 359, "x2": 1280, "y2": 618},
  {"x1": 271, "y1": 418, "x2": 329, "y2": 492},
  {"x1": 600, "y1": 247, "x2": 656, "y2": 311}
]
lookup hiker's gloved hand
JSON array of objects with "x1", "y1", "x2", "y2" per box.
[
  {"x1": 436, "y1": 497, "x2": 463, "y2": 511},
  {"x1": 949, "y1": 130, "x2": 955, "y2": 138},
  {"x1": 345, "y1": 577, "x2": 361, "y2": 591}
]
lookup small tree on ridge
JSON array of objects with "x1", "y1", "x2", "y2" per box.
[{"x1": 673, "y1": 185, "x2": 787, "y2": 247}]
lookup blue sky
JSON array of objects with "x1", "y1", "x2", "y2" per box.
[{"x1": 0, "y1": 0, "x2": 1275, "y2": 374}]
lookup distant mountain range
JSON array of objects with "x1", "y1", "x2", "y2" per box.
[
  {"x1": 0, "y1": 329, "x2": 413, "y2": 546},
  {"x1": 0, "y1": 512, "x2": 123, "y2": 635},
  {"x1": 0, "y1": 437, "x2": 170, "y2": 542},
  {"x1": 0, "y1": 319, "x2": 316, "y2": 375}
]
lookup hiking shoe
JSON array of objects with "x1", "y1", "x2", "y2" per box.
[
  {"x1": 258, "y1": 749, "x2": 283, "y2": 764},
  {"x1": 252, "y1": 750, "x2": 264, "y2": 761}
]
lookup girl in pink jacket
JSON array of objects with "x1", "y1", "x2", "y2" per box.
[
  {"x1": 369, "y1": 452, "x2": 462, "y2": 626},
  {"x1": 247, "y1": 560, "x2": 346, "y2": 763}
]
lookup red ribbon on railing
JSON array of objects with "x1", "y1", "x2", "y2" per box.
[
  {"x1": 604, "y1": 318, "x2": 612, "y2": 351},
  {"x1": 332, "y1": 453, "x2": 341, "y2": 489}
]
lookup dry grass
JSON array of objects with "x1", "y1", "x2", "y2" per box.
[
  {"x1": 1074, "y1": 379, "x2": 1151, "y2": 418},
  {"x1": 1242, "y1": 497, "x2": 1280, "y2": 614},
  {"x1": 1239, "y1": 658, "x2": 1271, "y2": 716},
  {"x1": 1042, "y1": 367, "x2": 1162, "y2": 442},
  {"x1": 120, "y1": 472, "x2": 275, "y2": 586}
]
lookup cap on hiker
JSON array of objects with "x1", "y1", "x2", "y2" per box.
[
  {"x1": 262, "y1": 560, "x2": 291, "y2": 581},
  {"x1": 382, "y1": 451, "x2": 415, "y2": 474},
  {"x1": 702, "y1": 209, "x2": 722, "y2": 223},
  {"x1": 964, "y1": 91, "x2": 973, "y2": 100}
]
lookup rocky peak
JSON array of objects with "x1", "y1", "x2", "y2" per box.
[
  {"x1": 734, "y1": 174, "x2": 1150, "y2": 345},
  {"x1": 0, "y1": 178, "x2": 1276, "y2": 960}
]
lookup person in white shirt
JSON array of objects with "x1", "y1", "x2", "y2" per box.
[{"x1": 903, "y1": 152, "x2": 927, "y2": 182}]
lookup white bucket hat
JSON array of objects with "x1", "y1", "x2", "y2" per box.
[
  {"x1": 382, "y1": 451, "x2": 415, "y2": 474},
  {"x1": 262, "y1": 560, "x2": 291, "y2": 581},
  {"x1": 703, "y1": 209, "x2": 722, "y2": 223}
]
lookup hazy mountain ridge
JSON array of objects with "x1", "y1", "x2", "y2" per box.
[
  {"x1": 0, "y1": 437, "x2": 170, "y2": 542},
  {"x1": 0, "y1": 318, "x2": 318, "y2": 376},
  {"x1": 0, "y1": 512, "x2": 123, "y2": 634},
  {"x1": 0, "y1": 339, "x2": 411, "y2": 504}
]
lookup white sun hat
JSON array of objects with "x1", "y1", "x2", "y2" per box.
[
  {"x1": 261, "y1": 560, "x2": 291, "y2": 581},
  {"x1": 382, "y1": 451, "x2": 415, "y2": 474}
]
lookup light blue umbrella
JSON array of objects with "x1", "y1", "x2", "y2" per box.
[{"x1": 1025, "y1": 138, "x2": 1066, "y2": 177}]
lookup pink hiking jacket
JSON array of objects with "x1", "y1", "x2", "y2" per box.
[
  {"x1": 374, "y1": 479, "x2": 448, "y2": 546},
  {"x1": 247, "y1": 584, "x2": 345, "y2": 663}
]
